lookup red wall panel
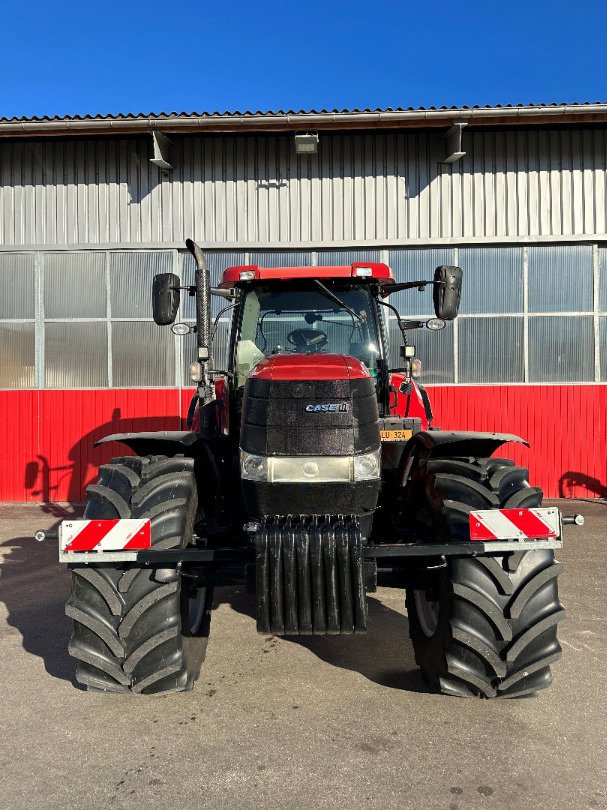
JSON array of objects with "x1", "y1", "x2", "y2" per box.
[
  {"x1": 0, "y1": 385, "x2": 605, "y2": 501},
  {"x1": 427, "y1": 385, "x2": 607, "y2": 499},
  {"x1": 0, "y1": 389, "x2": 185, "y2": 503},
  {"x1": 0, "y1": 391, "x2": 39, "y2": 501}
]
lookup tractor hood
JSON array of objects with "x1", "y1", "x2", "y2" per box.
[
  {"x1": 239, "y1": 352, "x2": 381, "y2": 520},
  {"x1": 248, "y1": 353, "x2": 372, "y2": 382}
]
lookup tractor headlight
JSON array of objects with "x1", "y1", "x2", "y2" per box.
[
  {"x1": 240, "y1": 451, "x2": 268, "y2": 481},
  {"x1": 353, "y1": 448, "x2": 381, "y2": 481},
  {"x1": 271, "y1": 455, "x2": 351, "y2": 483},
  {"x1": 240, "y1": 449, "x2": 380, "y2": 483}
]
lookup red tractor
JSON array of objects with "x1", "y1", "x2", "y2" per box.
[{"x1": 55, "y1": 240, "x2": 576, "y2": 698}]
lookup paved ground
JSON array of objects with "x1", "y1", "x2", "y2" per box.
[{"x1": 0, "y1": 500, "x2": 605, "y2": 810}]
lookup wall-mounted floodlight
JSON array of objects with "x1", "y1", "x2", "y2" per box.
[
  {"x1": 150, "y1": 129, "x2": 174, "y2": 170},
  {"x1": 442, "y1": 122, "x2": 467, "y2": 164},
  {"x1": 294, "y1": 133, "x2": 319, "y2": 155}
]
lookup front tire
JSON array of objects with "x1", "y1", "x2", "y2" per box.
[
  {"x1": 406, "y1": 457, "x2": 565, "y2": 698},
  {"x1": 66, "y1": 455, "x2": 212, "y2": 694}
]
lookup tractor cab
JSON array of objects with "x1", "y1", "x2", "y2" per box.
[
  {"x1": 202, "y1": 260, "x2": 462, "y2": 527},
  {"x1": 152, "y1": 252, "x2": 464, "y2": 495},
  {"x1": 218, "y1": 261, "x2": 462, "y2": 447},
  {"x1": 223, "y1": 264, "x2": 391, "y2": 394}
]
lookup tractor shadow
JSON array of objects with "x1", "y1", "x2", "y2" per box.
[
  {"x1": 0, "y1": 523, "x2": 81, "y2": 688},
  {"x1": 220, "y1": 582, "x2": 428, "y2": 693},
  {"x1": 24, "y1": 409, "x2": 186, "y2": 512},
  {"x1": 559, "y1": 471, "x2": 607, "y2": 500}
]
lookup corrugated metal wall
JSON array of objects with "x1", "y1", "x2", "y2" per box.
[
  {"x1": 3, "y1": 128, "x2": 607, "y2": 247},
  {"x1": 1, "y1": 386, "x2": 604, "y2": 501}
]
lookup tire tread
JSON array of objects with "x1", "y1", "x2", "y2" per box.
[
  {"x1": 407, "y1": 456, "x2": 564, "y2": 699},
  {"x1": 67, "y1": 455, "x2": 204, "y2": 694}
]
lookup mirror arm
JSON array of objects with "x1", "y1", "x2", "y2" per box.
[
  {"x1": 381, "y1": 280, "x2": 445, "y2": 297},
  {"x1": 211, "y1": 287, "x2": 236, "y2": 300},
  {"x1": 170, "y1": 285, "x2": 196, "y2": 300},
  {"x1": 170, "y1": 285, "x2": 234, "y2": 300}
]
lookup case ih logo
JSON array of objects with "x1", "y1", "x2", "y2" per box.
[{"x1": 305, "y1": 403, "x2": 350, "y2": 413}]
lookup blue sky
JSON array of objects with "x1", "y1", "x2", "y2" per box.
[{"x1": 1, "y1": 0, "x2": 606, "y2": 117}]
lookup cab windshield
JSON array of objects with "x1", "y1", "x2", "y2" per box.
[{"x1": 234, "y1": 283, "x2": 382, "y2": 386}]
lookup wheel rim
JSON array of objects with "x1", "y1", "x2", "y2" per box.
[{"x1": 414, "y1": 590, "x2": 440, "y2": 637}]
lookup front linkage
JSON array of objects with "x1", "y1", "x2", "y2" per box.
[
  {"x1": 48, "y1": 507, "x2": 580, "y2": 628},
  {"x1": 50, "y1": 513, "x2": 577, "y2": 567}
]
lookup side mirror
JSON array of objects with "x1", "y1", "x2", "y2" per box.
[
  {"x1": 152, "y1": 273, "x2": 180, "y2": 325},
  {"x1": 433, "y1": 265, "x2": 462, "y2": 320}
]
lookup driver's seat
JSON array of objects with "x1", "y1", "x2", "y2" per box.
[{"x1": 288, "y1": 328, "x2": 329, "y2": 351}]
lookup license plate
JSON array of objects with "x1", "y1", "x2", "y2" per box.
[{"x1": 380, "y1": 429, "x2": 413, "y2": 442}]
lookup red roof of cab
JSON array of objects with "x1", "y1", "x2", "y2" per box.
[
  {"x1": 220, "y1": 262, "x2": 394, "y2": 287},
  {"x1": 249, "y1": 353, "x2": 371, "y2": 381}
]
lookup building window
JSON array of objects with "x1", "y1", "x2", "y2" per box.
[
  {"x1": 458, "y1": 248, "x2": 524, "y2": 315},
  {"x1": 528, "y1": 316, "x2": 594, "y2": 383},
  {"x1": 0, "y1": 248, "x2": 247, "y2": 390},
  {"x1": 458, "y1": 317, "x2": 524, "y2": 384},
  {"x1": 43, "y1": 252, "x2": 108, "y2": 388},
  {"x1": 528, "y1": 245, "x2": 593, "y2": 313},
  {"x1": 0, "y1": 253, "x2": 36, "y2": 388},
  {"x1": 0, "y1": 322, "x2": 35, "y2": 388},
  {"x1": 387, "y1": 244, "x2": 600, "y2": 386},
  {"x1": 45, "y1": 252, "x2": 106, "y2": 318},
  {"x1": 45, "y1": 322, "x2": 108, "y2": 388},
  {"x1": 109, "y1": 252, "x2": 176, "y2": 387},
  {"x1": 112, "y1": 321, "x2": 175, "y2": 387},
  {"x1": 0, "y1": 244, "x2": 605, "y2": 389},
  {"x1": 601, "y1": 317, "x2": 607, "y2": 382}
]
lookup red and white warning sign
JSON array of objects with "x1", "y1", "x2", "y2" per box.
[
  {"x1": 60, "y1": 519, "x2": 151, "y2": 552},
  {"x1": 469, "y1": 508, "x2": 560, "y2": 542}
]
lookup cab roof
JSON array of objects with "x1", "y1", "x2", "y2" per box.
[{"x1": 220, "y1": 262, "x2": 394, "y2": 287}]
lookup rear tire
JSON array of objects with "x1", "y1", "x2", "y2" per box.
[
  {"x1": 66, "y1": 455, "x2": 212, "y2": 694},
  {"x1": 406, "y1": 457, "x2": 565, "y2": 698}
]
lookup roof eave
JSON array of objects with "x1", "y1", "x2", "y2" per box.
[{"x1": 3, "y1": 105, "x2": 607, "y2": 139}]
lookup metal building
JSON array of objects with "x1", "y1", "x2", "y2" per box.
[{"x1": 1, "y1": 104, "x2": 606, "y2": 500}]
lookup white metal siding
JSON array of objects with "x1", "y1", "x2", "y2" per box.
[{"x1": 2, "y1": 129, "x2": 607, "y2": 248}]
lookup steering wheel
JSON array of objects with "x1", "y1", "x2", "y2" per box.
[{"x1": 287, "y1": 328, "x2": 329, "y2": 350}]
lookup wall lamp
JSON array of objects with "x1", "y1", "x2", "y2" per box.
[{"x1": 294, "y1": 133, "x2": 319, "y2": 155}]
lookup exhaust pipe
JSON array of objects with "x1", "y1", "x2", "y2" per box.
[{"x1": 185, "y1": 238, "x2": 213, "y2": 403}]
